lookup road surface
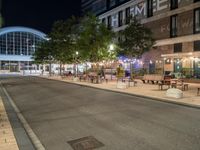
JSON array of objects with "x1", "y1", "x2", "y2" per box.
[{"x1": 1, "y1": 76, "x2": 200, "y2": 150}]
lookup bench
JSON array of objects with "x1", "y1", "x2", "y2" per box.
[{"x1": 142, "y1": 74, "x2": 164, "y2": 84}]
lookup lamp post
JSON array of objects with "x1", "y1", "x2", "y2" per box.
[
  {"x1": 75, "y1": 51, "x2": 79, "y2": 77},
  {"x1": 109, "y1": 44, "x2": 114, "y2": 80}
]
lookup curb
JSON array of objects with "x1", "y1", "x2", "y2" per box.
[
  {"x1": 41, "y1": 76, "x2": 200, "y2": 110},
  {"x1": 0, "y1": 82, "x2": 46, "y2": 150}
]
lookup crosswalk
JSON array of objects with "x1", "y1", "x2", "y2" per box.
[{"x1": 0, "y1": 97, "x2": 19, "y2": 150}]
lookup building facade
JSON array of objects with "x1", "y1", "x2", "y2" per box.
[
  {"x1": 81, "y1": 0, "x2": 130, "y2": 15},
  {"x1": 83, "y1": 0, "x2": 200, "y2": 78},
  {"x1": 0, "y1": 26, "x2": 47, "y2": 73}
]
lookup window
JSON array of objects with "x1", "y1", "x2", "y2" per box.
[
  {"x1": 102, "y1": 18, "x2": 106, "y2": 24},
  {"x1": 118, "y1": 11, "x2": 123, "y2": 27},
  {"x1": 194, "y1": 8, "x2": 200, "y2": 33},
  {"x1": 174, "y1": 43, "x2": 182, "y2": 53},
  {"x1": 171, "y1": 0, "x2": 178, "y2": 10},
  {"x1": 147, "y1": 0, "x2": 153, "y2": 17},
  {"x1": 125, "y1": 7, "x2": 130, "y2": 24},
  {"x1": 170, "y1": 15, "x2": 178, "y2": 37},
  {"x1": 107, "y1": 16, "x2": 112, "y2": 29},
  {"x1": 194, "y1": 40, "x2": 200, "y2": 51},
  {"x1": 194, "y1": 0, "x2": 200, "y2": 2}
]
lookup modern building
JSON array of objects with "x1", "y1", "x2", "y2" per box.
[
  {"x1": 81, "y1": 0, "x2": 130, "y2": 15},
  {"x1": 83, "y1": 0, "x2": 200, "y2": 78},
  {"x1": 0, "y1": 26, "x2": 47, "y2": 73},
  {"x1": 0, "y1": 0, "x2": 2, "y2": 27}
]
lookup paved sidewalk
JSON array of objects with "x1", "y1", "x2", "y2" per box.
[
  {"x1": 0, "y1": 97, "x2": 19, "y2": 150},
  {"x1": 43, "y1": 75, "x2": 200, "y2": 108},
  {"x1": 0, "y1": 84, "x2": 35, "y2": 150}
]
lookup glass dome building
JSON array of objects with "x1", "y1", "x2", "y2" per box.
[{"x1": 0, "y1": 26, "x2": 47, "y2": 73}]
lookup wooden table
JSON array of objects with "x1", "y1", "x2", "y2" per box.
[{"x1": 122, "y1": 78, "x2": 137, "y2": 87}]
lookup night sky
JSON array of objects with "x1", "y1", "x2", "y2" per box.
[{"x1": 2, "y1": 0, "x2": 81, "y2": 33}]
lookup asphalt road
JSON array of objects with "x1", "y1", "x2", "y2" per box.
[{"x1": 1, "y1": 76, "x2": 200, "y2": 150}]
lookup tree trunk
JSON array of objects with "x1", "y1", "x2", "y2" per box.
[
  {"x1": 49, "y1": 64, "x2": 51, "y2": 76},
  {"x1": 60, "y1": 63, "x2": 62, "y2": 76},
  {"x1": 130, "y1": 62, "x2": 132, "y2": 79}
]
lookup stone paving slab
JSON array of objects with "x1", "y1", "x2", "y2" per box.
[
  {"x1": 0, "y1": 97, "x2": 19, "y2": 150},
  {"x1": 43, "y1": 76, "x2": 200, "y2": 108}
]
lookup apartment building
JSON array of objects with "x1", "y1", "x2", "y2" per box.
[{"x1": 82, "y1": 0, "x2": 200, "y2": 77}]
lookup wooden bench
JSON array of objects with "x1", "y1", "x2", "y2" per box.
[{"x1": 142, "y1": 74, "x2": 164, "y2": 84}]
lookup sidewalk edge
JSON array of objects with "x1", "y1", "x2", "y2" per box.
[
  {"x1": 42, "y1": 76, "x2": 200, "y2": 109},
  {"x1": 0, "y1": 82, "x2": 46, "y2": 150}
]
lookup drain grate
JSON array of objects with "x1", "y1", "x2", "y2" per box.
[{"x1": 67, "y1": 136, "x2": 104, "y2": 150}]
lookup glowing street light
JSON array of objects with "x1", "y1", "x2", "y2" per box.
[
  {"x1": 109, "y1": 44, "x2": 114, "y2": 51},
  {"x1": 76, "y1": 51, "x2": 79, "y2": 55}
]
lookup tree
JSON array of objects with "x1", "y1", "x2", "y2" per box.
[
  {"x1": 32, "y1": 40, "x2": 55, "y2": 75},
  {"x1": 118, "y1": 18, "x2": 155, "y2": 77},
  {"x1": 49, "y1": 17, "x2": 79, "y2": 74},
  {"x1": 33, "y1": 16, "x2": 79, "y2": 75},
  {"x1": 77, "y1": 14, "x2": 116, "y2": 76}
]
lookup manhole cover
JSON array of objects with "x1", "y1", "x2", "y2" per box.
[{"x1": 67, "y1": 136, "x2": 104, "y2": 150}]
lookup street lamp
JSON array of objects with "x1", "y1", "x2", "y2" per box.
[
  {"x1": 109, "y1": 44, "x2": 114, "y2": 52},
  {"x1": 109, "y1": 44, "x2": 114, "y2": 80},
  {"x1": 75, "y1": 51, "x2": 79, "y2": 77}
]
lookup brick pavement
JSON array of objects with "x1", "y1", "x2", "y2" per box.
[{"x1": 43, "y1": 75, "x2": 200, "y2": 108}]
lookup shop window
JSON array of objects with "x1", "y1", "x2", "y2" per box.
[
  {"x1": 171, "y1": 0, "x2": 178, "y2": 10},
  {"x1": 125, "y1": 7, "x2": 130, "y2": 24},
  {"x1": 174, "y1": 43, "x2": 182, "y2": 53},
  {"x1": 147, "y1": 0, "x2": 153, "y2": 18},
  {"x1": 194, "y1": 8, "x2": 200, "y2": 33},
  {"x1": 170, "y1": 15, "x2": 178, "y2": 37},
  {"x1": 118, "y1": 11, "x2": 123, "y2": 27},
  {"x1": 194, "y1": 40, "x2": 200, "y2": 51}
]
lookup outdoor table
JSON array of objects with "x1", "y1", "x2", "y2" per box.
[
  {"x1": 170, "y1": 79, "x2": 188, "y2": 91},
  {"x1": 122, "y1": 78, "x2": 137, "y2": 87}
]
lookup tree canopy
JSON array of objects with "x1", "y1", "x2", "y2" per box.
[
  {"x1": 77, "y1": 14, "x2": 116, "y2": 63},
  {"x1": 33, "y1": 16, "x2": 79, "y2": 65},
  {"x1": 118, "y1": 18, "x2": 155, "y2": 59}
]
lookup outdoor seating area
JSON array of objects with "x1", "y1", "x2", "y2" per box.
[
  {"x1": 45, "y1": 74, "x2": 200, "y2": 107},
  {"x1": 47, "y1": 71, "x2": 200, "y2": 99}
]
